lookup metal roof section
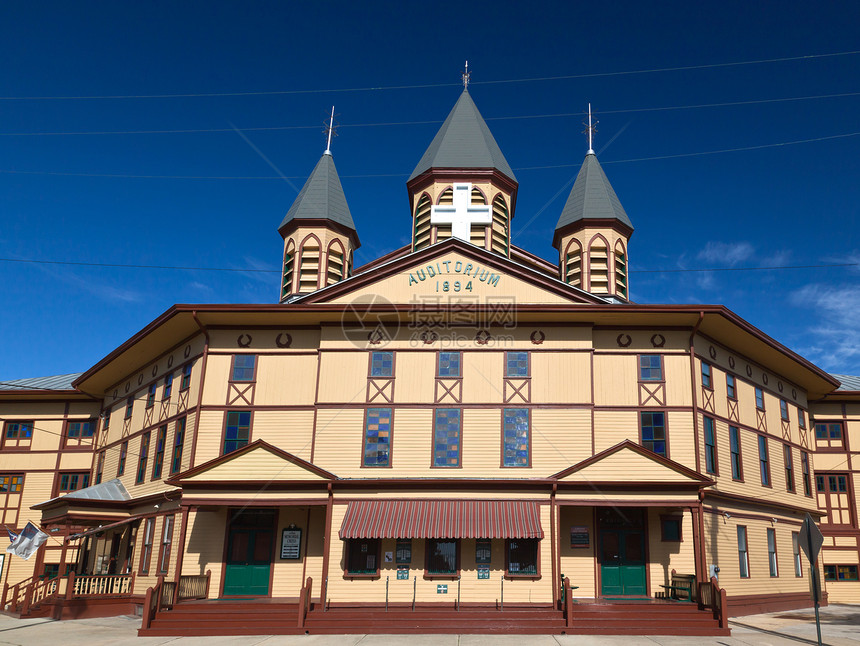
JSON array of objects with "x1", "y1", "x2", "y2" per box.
[
  {"x1": 832, "y1": 373, "x2": 860, "y2": 391},
  {"x1": 409, "y1": 89, "x2": 517, "y2": 183},
  {"x1": 39, "y1": 478, "x2": 132, "y2": 507},
  {"x1": 555, "y1": 152, "x2": 633, "y2": 231},
  {"x1": 0, "y1": 372, "x2": 82, "y2": 391},
  {"x1": 278, "y1": 152, "x2": 356, "y2": 233}
]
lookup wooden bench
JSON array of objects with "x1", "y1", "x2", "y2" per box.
[{"x1": 656, "y1": 572, "x2": 695, "y2": 602}]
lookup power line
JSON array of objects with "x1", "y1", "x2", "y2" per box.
[
  {"x1": 1, "y1": 50, "x2": 857, "y2": 101},
  {"x1": 2, "y1": 91, "x2": 858, "y2": 137},
  {"x1": 1, "y1": 256, "x2": 856, "y2": 275}
]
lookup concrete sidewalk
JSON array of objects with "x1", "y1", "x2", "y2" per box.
[{"x1": 0, "y1": 605, "x2": 857, "y2": 646}]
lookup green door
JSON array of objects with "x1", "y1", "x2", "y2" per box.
[
  {"x1": 600, "y1": 528, "x2": 647, "y2": 596},
  {"x1": 223, "y1": 515, "x2": 274, "y2": 597}
]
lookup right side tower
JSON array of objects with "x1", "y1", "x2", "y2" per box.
[{"x1": 552, "y1": 110, "x2": 633, "y2": 300}]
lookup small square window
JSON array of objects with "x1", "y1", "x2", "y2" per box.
[
  {"x1": 224, "y1": 411, "x2": 252, "y2": 454},
  {"x1": 231, "y1": 355, "x2": 256, "y2": 382},
  {"x1": 505, "y1": 352, "x2": 529, "y2": 377},
  {"x1": 661, "y1": 517, "x2": 682, "y2": 542},
  {"x1": 639, "y1": 355, "x2": 662, "y2": 381},
  {"x1": 370, "y1": 351, "x2": 394, "y2": 377},
  {"x1": 438, "y1": 352, "x2": 461, "y2": 378},
  {"x1": 640, "y1": 412, "x2": 666, "y2": 456},
  {"x1": 755, "y1": 387, "x2": 765, "y2": 410},
  {"x1": 701, "y1": 362, "x2": 712, "y2": 389}
]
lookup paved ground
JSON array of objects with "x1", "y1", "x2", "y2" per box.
[{"x1": 0, "y1": 604, "x2": 857, "y2": 645}]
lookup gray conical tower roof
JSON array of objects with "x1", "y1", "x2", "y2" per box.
[
  {"x1": 409, "y1": 89, "x2": 516, "y2": 182},
  {"x1": 555, "y1": 152, "x2": 632, "y2": 231},
  {"x1": 278, "y1": 153, "x2": 355, "y2": 235}
]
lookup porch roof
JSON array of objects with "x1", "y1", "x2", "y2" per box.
[{"x1": 339, "y1": 499, "x2": 543, "y2": 540}]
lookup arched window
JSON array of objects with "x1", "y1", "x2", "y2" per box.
[
  {"x1": 564, "y1": 239, "x2": 582, "y2": 287},
  {"x1": 470, "y1": 187, "x2": 488, "y2": 248},
  {"x1": 413, "y1": 194, "x2": 432, "y2": 251},
  {"x1": 435, "y1": 187, "x2": 454, "y2": 242},
  {"x1": 491, "y1": 194, "x2": 509, "y2": 256},
  {"x1": 281, "y1": 240, "x2": 295, "y2": 299},
  {"x1": 589, "y1": 237, "x2": 609, "y2": 294},
  {"x1": 326, "y1": 240, "x2": 346, "y2": 286},
  {"x1": 614, "y1": 240, "x2": 628, "y2": 299},
  {"x1": 298, "y1": 236, "x2": 321, "y2": 293}
]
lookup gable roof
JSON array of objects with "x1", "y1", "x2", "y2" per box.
[
  {"x1": 551, "y1": 440, "x2": 713, "y2": 486},
  {"x1": 292, "y1": 236, "x2": 608, "y2": 305},
  {"x1": 0, "y1": 373, "x2": 82, "y2": 391},
  {"x1": 278, "y1": 153, "x2": 356, "y2": 234},
  {"x1": 168, "y1": 439, "x2": 338, "y2": 485},
  {"x1": 832, "y1": 373, "x2": 860, "y2": 392},
  {"x1": 409, "y1": 89, "x2": 516, "y2": 182},
  {"x1": 555, "y1": 152, "x2": 632, "y2": 233}
]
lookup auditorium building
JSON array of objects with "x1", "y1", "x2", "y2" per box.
[{"x1": 1, "y1": 83, "x2": 858, "y2": 636}]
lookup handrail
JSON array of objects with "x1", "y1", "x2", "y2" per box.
[
  {"x1": 176, "y1": 571, "x2": 210, "y2": 601},
  {"x1": 141, "y1": 575, "x2": 165, "y2": 631},
  {"x1": 73, "y1": 573, "x2": 136, "y2": 597},
  {"x1": 297, "y1": 577, "x2": 313, "y2": 628},
  {"x1": 20, "y1": 574, "x2": 61, "y2": 615},
  {"x1": 711, "y1": 576, "x2": 728, "y2": 629},
  {"x1": 3, "y1": 574, "x2": 38, "y2": 611},
  {"x1": 563, "y1": 577, "x2": 573, "y2": 628}
]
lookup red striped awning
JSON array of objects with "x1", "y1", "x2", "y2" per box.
[{"x1": 338, "y1": 500, "x2": 543, "y2": 540}]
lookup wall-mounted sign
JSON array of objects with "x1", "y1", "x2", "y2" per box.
[
  {"x1": 280, "y1": 526, "x2": 302, "y2": 560},
  {"x1": 570, "y1": 526, "x2": 590, "y2": 548},
  {"x1": 384, "y1": 551, "x2": 394, "y2": 563},
  {"x1": 477, "y1": 567, "x2": 490, "y2": 580},
  {"x1": 437, "y1": 584, "x2": 448, "y2": 594},
  {"x1": 397, "y1": 568, "x2": 409, "y2": 580}
]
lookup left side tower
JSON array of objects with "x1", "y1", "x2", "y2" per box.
[{"x1": 278, "y1": 145, "x2": 359, "y2": 302}]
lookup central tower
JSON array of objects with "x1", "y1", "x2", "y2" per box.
[{"x1": 406, "y1": 68, "x2": 518, "y2": 256}]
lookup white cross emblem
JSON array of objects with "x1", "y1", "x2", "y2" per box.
[{"x1": 431, "y1": 183, "x2": 492, "y2": 243}]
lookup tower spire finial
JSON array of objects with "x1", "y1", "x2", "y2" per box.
[
  {"x1": 462, "y1": 60, "x2": 470, "y2": 89},
  {"x1": 583, "y1": 103, "x2": 598, "y2": 155},
  {"x1": 324, "y1": 106, "x2": 336, "y2": 155}
]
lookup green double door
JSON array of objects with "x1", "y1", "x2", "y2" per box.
[
  {"x1": 223, "y1": 510, "x2": 275, "y2": 597},
  {"x1": 598, "y1": 508, "x2": 647, "y2": 597}
]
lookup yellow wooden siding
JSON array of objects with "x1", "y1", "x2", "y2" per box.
[
  {"x1": 57, "y1": 451, "x2": 94, "y2": 471},
  {"x1": 826, "y1": 581, "x2": 860, "y2": 604},
  {"x1": 30, "y1": 420, "x2": 65, "y2": 451},
  {"x1": 271, "y1": 507, "x2": 312, "y2": 597},
  {"x1": 193, "y1": 409, "x2": 227, "y2": 466},
  {"x1": 560, "y1": 447, "x2": 698, "y2": 484},
  {"x1": 255, "y1": 355, "x2": 317, "y2": 405},
  {"x1": 248, "y1": 409, "x2": 314, "y2": 461},
  {"x1": 462, "y1": 352, "x2": 504, "y2": 404},
  {"x1": 593, "y1": 354, "x2": 637, "y2": 406},
  {"x1": 394, "y1": 352, "x2": 435, "y2": 403},
  {"x1": 374, "y1": 408, "x2": 432, "y2": 476},
  {"x1": 647, "y1": 508, "x2": 696, "y2": 589},
  {"x1": 201, "y1": 354, "x2": 230, "y2": 405},
  {"x1": 182, "y1": 509, "x2": 226, "y2": 597},
  {"x1": 317, "y1": 352, "x2": 368, "y2": 403},
  {"x1": 461, "y1": 409, "x2": 504, "y2": 475},
  {"x1": 531, "y1": 409, "x2": 591, "y2": 473},
  {"x1": 667, "y1": 410, "x2": 696, "y2": 471},
  {"x1": 185, "y1": 445, "x2": 325, "y2": 482},
  {"x1": 312, "y1": 408, "x2": 366, "y2": 475},
  {"x1": 593, "y1": 409, "x2": 637, "y2": 453},
  {"x1": 531, "y1": 353, "x2": 590, "y2": 404},
  {"x1": 558, "y1": 506, "x2": 595, "y2": 597},
  {"x1": 663, "y1": 355, "x2": 693, "y2": 407}
]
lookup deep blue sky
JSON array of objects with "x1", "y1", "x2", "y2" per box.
[{"x1": 1, "y1": 1, "x2": 858, "y2": 381}]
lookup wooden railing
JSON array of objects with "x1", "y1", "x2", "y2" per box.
[
  {"x1": 562, "y1": 577, "x2": 573, "y2": 628},
  {"x1": 70, "y1": 572, "x2": 136, "y2": 597},
  {"x1": 697, "y1": 576, "x2": 728, "y2": 629},
  {"x1": 297, "y1": 577, "x2": 313, "y2": 628},
  {"x1": 20, "y1": 576, "x2": 60, "y2": 615},
  {"x1": 141, "y1": 575, "x2": 166, "y2": 631},
  {"x1": 1, "y1": 574, "x2": 38, "y2": 612},
  {"x1": 177, "y1": 571, "x2": 210, "y2": 601}
]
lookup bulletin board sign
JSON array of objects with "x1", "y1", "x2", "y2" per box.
[
  {"x1": 281, "y1": 526, "x2": 302, "y2": 560},
  {"x1": 570, "y1": 526, "x2": 589, "y2": 548}
]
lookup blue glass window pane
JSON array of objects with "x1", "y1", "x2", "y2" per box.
[
  {"x1": 505, "y1": 352, "x2": 529, "y2": 377},
  {"x1": 370, "y1": 352, "x2": 394, "y2": 377},
  {"x1": 232, "y1": 355, "x2": 257, "y2": 381},
  {"x1": 434, "y1": 409, "x2": 461, "y2": 467},
  {"x1": 438, "y1": 352, "x2": 461, "y2": 378},
  {"x1": 364, "y1": 408, "x2": 392, "y2": 467},
  {"x1": 639, "y1": 355, "x2": 662, "y2": 381},
  {"x1": 503, "y1": 408, "x2": 529, "y2": 467},
  {"x1": 640, "y1": 412, "x2": 666, "y2": 456}
]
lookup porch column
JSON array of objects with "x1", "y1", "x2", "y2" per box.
[
  {"x1": 690, "y1": 504, "x2": 705, "y2": 583},
  {"x1": 58, "y1": 536, "x2": 69, "y2": 576},
  {"x1": 173, "y1": 505, "x2": 192, "y2": 585},
  {"x1": 319, "y1": 486, "x2": 334, "y2": 607}
]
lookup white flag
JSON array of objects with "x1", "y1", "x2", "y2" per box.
[{"x1": 6, "y1": 522, "x2": 48, "y2": 561}]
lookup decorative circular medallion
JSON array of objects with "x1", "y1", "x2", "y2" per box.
[
  {"x1": 237, "y1": 334, "x2": 252, "y2": 348},
  {"x1": 728, "y1": 356, "x2": 735, "y2": 369},
  {"x1": 167, "y1": 356, "x2": 174, "y2": 369},
  {"x1": 367, "y1": 330, "x2": 385, "y2": 345},
  {"x1": 124, "y1": 382, "x2": 130, "y2": 393},
  {"x1": 420, "y1": 330, "x2": 438, "y2": 344},
  {"x1": 762, "y1": 373, "x2": 769, "y2": 385},
  {"x1": 746, "y1": 365, "x2": 753, "y2": 377},
  {"x1": 113, "y1": 389, "x2": 118, "y2": 398},
  {"x1": 151, "y1": 365, "x2": 158, "y2": 377},
  {"x1": 276, "y1": 333, "x2": 293, "y2": 348},
  {"x1": 708, "y1": 345, "x2": 717, "y2": 360},
  {"x1": 530, "y1": 330, "x2": 546, "y2": 345},
  {"x1": 650, "y1": 334, "x2": 665, "y2": 348},
  {"x1": 616, "y1": 334, "x2": 632, "y2": 348},
  {"x1": 778, "y1": 381, "x2": 784, "y2": 393},
  {"x1": 137, "y1": 374, "x2": 143, "y2": 385},
  {"x1": 475, "y1": 330, "x2": 491, "y2": 345},
  {"x1": 792, "y1": 388, "x2": 797, "y2": 399},
  {"x1": 184, "y1": 345, "x2": 191, "y2": 358}
]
